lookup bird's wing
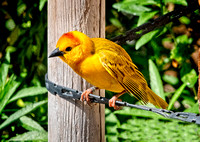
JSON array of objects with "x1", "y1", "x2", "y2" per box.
[
  {"x1": 97, "y1": 46, "x2": 149, "y2": 105},
  {"x1": 94, "y1": 38, "x2": 168, "y2": 108}
]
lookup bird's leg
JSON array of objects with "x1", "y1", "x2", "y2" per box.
[
  {"x1": 109, "y1": 90, "x2": 126, "y2": 110},
  {"x1": 81, "y1": 87, "x2": 99, "y2": 104}
]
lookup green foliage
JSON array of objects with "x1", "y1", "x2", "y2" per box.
[
  {"x1": 106, "y1": 108, "x2": 200, "y2": 141},
  {"x1": 0, "y1": 0, "x2": 47, "y2": 140},
  {"x1": 1, "y1": 0, "x2": 199, "y2": 141},
  {"x1": 168, "y1": 83, "x2": 187, "y2": 110},
  {"x1": 137, "y1": 11, "x2": 158, "y2": 26},
  {"x1": 8, "y1": 131, "x2": 48, "y2": 141},
  {"x1": 136, "y1": 30, "x2": 159, "y2": 50},
  {"x1": 8, "y1": 87, "x2": 47, "y2": 103},
  {"x1": 170, "y1": 35, "x2": 193, "y2": 64},
  {"x1": 113, "y1": 0, "x2": 153, "y2": 16},
  {"x1": 149, "y1": 59, "x2": 165, "y2": 100},
  {"x1": 181, "y1": 69, "x2": 198, "y2": 88},
  {"x1": 164, "y1": 0, "x2": 187, "y2": 6},
  {"x1": 163, "y1": 74, "x2": 179, "y2": 85},
  {"x1": 0, "y1": 50, "x2": 47, "y2": 140},
  {"x1": 107, "y1": 0, "x2": 200, "y2": 141},
  {"x1": 0, "y1": 100, "x2": 47, "y2": 130}
]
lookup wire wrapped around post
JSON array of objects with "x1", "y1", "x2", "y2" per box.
[{"x1": 45, "y1": 74, "x2": 200, "y2": 125}]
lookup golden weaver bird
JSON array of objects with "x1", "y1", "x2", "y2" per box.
[{"x1": 49, "y1": 31, "x2": 168, "y2": 109}]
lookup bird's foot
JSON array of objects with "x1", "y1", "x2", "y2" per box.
[
  {"x1": 81, "y1": 87, "x2": 98, "y2": 105},
  {"x1": 109, "y1": 96, "x2": 122, "y2": 110}
]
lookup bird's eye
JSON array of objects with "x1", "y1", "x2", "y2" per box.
[{"x1": 65, "y1": 47, "x2": 72, "y2": 51}]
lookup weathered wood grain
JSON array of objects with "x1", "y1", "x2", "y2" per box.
[{"x1": 48, "y1": 0, "x2": 105, "y2": 141}]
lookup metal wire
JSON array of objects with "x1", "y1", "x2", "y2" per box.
[{"x1": 45, "y1": 74, "x2": 200, "y2": 125}]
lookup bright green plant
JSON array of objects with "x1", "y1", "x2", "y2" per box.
[
  {"x1": 106, "y1": 0, "x2": 200, "y2": 141},
  {"x1": 0, "y1": 51, "x2": 48, "y2": 141},
  {"x1": 106, "y1": 107, "x2": 200, "y2": 142}
]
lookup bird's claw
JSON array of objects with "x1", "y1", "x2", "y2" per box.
[
  {"x1": 81, "y1": 88, "x2": 93, "y2": 106},
  {"x1": 109, "y1": 96, "x2": 122, "y2": 110}
]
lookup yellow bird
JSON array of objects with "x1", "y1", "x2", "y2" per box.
[{"x1": 49, "y1": 31, "x2": 168, "y2": 109}]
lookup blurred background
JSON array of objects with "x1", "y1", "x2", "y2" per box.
[{"x1": 0, "y1": 0, "x2": 200, "y2": 141}]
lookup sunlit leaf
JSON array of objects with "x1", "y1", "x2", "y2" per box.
[
  {"x1": 22, "y1": 21, "x2": 31, "y2": 28},
  {"x1": 184, "y1": 103, "x2": 199, "y2": 113},
  {"x1": 164, "y1": 0, "x2": 187, "y2": 6},
  {"x1": 20, "y1": 116, "x2": 45, "y2": 131},
  {"x1": 0, "y1": 75, "x2": 21, "y2": 114},
  {"x1": 110, "y1": 18, "x2": 122, "y2": 28},
  {"x1": 0, "y1": 100, "x2": 47, "y2": 130},
  {"x1": 9, "y1": 87, "x2": 47, "y2": 103},
  {"x1": 6, "y1": 46, "x2": 17, "y2": 53},
  {"x1": 135, "y1": 30, "x2": 159, "y2": 50},
  {"x1": 137, "y1": 11, "x2": 158, "y2": 26},
  {"x1": 8, "y1": 131, "x2": 47, "y2": 141},
  {"x1": 149, "y1": 59, "x2": 165, "y2": 100},
  {"x1": 114, "y1": 107, "x2": 169, "y2": 120},
  {"x1": 5, "y1": 19, "x2": 16, "y2": 31},
  {"x1": 0, "y1": 52, "x2": 10, "y2": 89},
  {"x1": 163, "y1": 74, "x2": 179, "y2": 85},
  {"x1": 179, "y1": 16, "x2": 190, "y2": 25},
  {"x1": 168, "y1": 83, "x2": 187, "y2": 110},
  {"x1": 17, "y1": 3, "x2": 26, "y2": 16},
  {"x1": 105, "y1": 108, "x2": 119, "y2": 135},
  {"x1": 39, "y1": 0, "x2": 47, "y2": 11},
  {"x1": 181, "y1": 69, "x2": 198, "y2": 88},
  {"x1": 113, "y1": 2, "x2": 151, "y2": 16}
]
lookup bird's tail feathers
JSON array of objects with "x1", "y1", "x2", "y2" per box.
[{"x1": 147, "y1": 87, "x2": 168, "y2": 109}]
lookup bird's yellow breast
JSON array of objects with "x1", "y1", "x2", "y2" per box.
[{"x1": 76, "y1": 54, "x2": 124, "y2": 93}]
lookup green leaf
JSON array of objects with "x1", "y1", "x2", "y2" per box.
[
  {"x1": 105, "y1": 108, "x2": 120, "y2": 135},
  {"x1": 39, "y1": 0, "x2": 47, "y2": 11},
  {"x1": 117, "y1": 0, "x2": 159, "y2": 6},
  {"x1": 116, "y1": 118, "x2": 200, "y2": 141},
  {"x1": 6, "y1": 46, "x2": 17, "y2": 53},
  {"x1": 164, "y1": 0, "x2": 187, "y2": 6},
  {"x1": 163, "y1": 74, "x2": 179, "y2": 85},
  {"x1": 0, "y1": 100, "x2": 47, "y2": 130},
  {"x1": 22, "y1": 21, "x2": 31, "y2": 28},
  {"x1": 17, "y1": 3, "x2": 26, "y2": 16},
  {"x1": 168, "y1": 83, "x2": 187, "y2": 110},
  {"x1": 5, "y1": 19, "x2": 16, "y2": 31},
  {"x1": 113, "y1": 2, "x2": 151, "y2": 16},
  {"x1": 114, "y1": 107, "x2": 169, "y2": 120},
  {"x1": 8, "y1": 131, "x2": 48, "y2": 141},
  {"x1": 20, "y1": 116, "x2": 45, "y2": 132},
  {"x1": 9, "y1": 87, "x2": 47, "y2": 103},
  {"x1": 0, "y1": 51, "x2": 10, "y2": 89},
  {"x1": 106, "y1": 135, "x2": 119, "y2": 142},
  {"x1": 109, "y1": 18, "x2": 122, "y2": 28},
  {"x1": 181, "y1": 69, "x2": 198, "y2": 88},
  {"x1": 135, "y1": 30, "x2": 159, "y2": 50},
  {"x1": 170, "y1": 35, "x2": 193, "y2": 63},
  {"x1": 137, "y1": 11, "x2": 158, "y2": 26},
  {"x1": 148, "y1": 59, "x2": 165, "y2": 100},
  {"x1": 179, "y1": 16, "x2": 190, "y2": 25},
  {"x1": 0, "y1": 75, "x2": 21, "y2": 114},
  {"x1": 182, "y1": 97, "x2": 195, "y2": 108},
  {"x1": 184, "y1": 103, "x2": 199, "y2": 113}
]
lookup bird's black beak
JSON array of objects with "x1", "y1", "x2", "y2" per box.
[{"x1": 49, "y1": 48, "x2": 65, "y2": 58}]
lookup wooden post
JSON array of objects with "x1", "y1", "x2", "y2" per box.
[
  {"x1": 48, "y1": 0, "x2": 105, "y2": 141},
  {"x1": 198, "y1": 48, "x2": 200, "y2": 113}
]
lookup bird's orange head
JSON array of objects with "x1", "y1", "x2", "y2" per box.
[{"x1": 49, "y1": 31, "x2": 94, "y2": 68}]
